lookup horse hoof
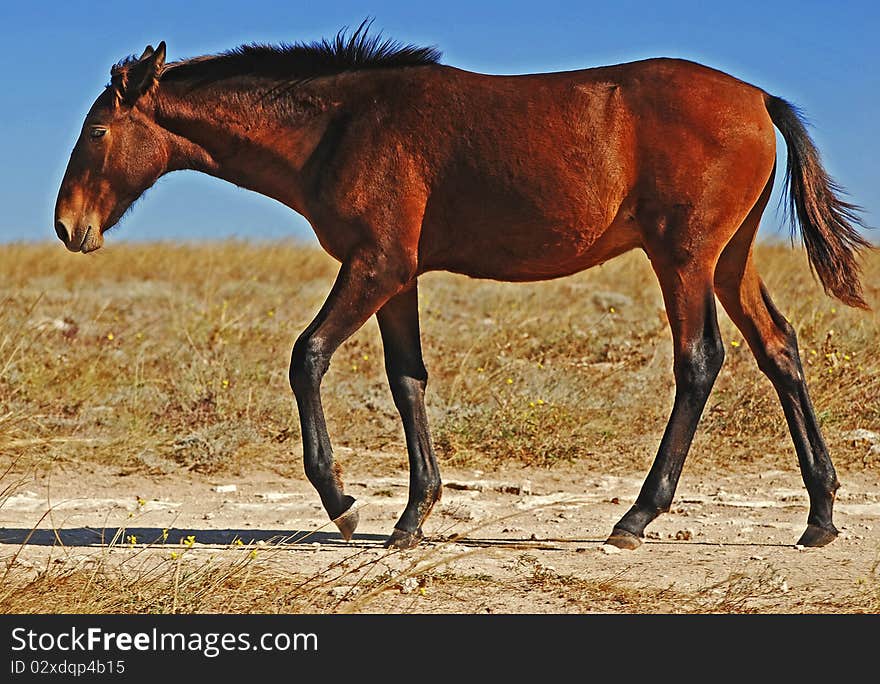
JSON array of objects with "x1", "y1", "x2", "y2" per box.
[
  {"x1": 332, "y1": 504, "x2": 359, "y2": 542},
  {"x1": 384, "y1": 528, "x2": 423, "y2": 550},
  {"x1": 604, "y1": 528, "x2": 643, "y2": 550},
  {"x1": 796, "y1": 523, "x2": 838, "y2": 548}
]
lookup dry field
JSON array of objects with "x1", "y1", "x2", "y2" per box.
[{"x1": 0, "y1": 240, "x2": 878, "y2": 613}]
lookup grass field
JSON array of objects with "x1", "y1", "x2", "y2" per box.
[
  {"x1": 1, "y1": 240, "x2": 877, "y2": 474},
  {"x1": 0, "y1": 240, "x2": 878, "y2": 613}
]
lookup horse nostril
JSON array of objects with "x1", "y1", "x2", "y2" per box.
[{"x1": 55, "y1": 220, "x2": 69, "y2": 243}]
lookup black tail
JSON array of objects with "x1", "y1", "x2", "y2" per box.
[{"x1": 765, "y1": 94, "x2": 871, "y2": 309}]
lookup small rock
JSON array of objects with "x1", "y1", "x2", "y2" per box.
[
  {"x1": 749, "y1": 555, "x2": 765, "y2": 561},
  {"x1": 211, "y1": 484, "x2": 237, "y2": 493},
  {"x1": 610, "y1": 497, "x2": 620, "y2": 504},
  {"x1": 795, "y1": 544, "x2": 807, "y2": 551},
  {"x1": 600, "y1": 543, "x2": 622, "y2": 555},
  {"x1": 399, "y1": 577, "x2": 419, "y2": 595},
  {"x1": 520, "y1": 480, "x2": 532, "y2": 496},
  {"x1": 203, "y1": 512, "x2": 215, "y2": 520},
  {"x1": 646, "y1": 531, "x2": 661, "y2": 540},
  {"x1": 843, "y1": 429, "x2": 880, "y2": 443},
  {"x1": 256, "y1": 492, "x2": 294, "y2": 502},
  {"x1": 674, "y1": 529, "x2": 693, "y2": 541}
]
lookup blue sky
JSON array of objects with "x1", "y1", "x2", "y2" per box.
[{"x1": 1, "y1": 0, "x2": 877, "y2": 245}]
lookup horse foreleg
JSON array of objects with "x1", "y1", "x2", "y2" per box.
[
  {"x1": 606, "y1": 265, "x2": 725, "y2": 549},
  {"x1": 289, "y1": 251, "x2": 411, "y2": 541},
  {"x1": 377, "y1": 283, "x2": 441, "y2": 549}
]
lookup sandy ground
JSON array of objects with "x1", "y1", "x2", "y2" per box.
[{"x1": 1, "y1": 453, "x2": 878, "y2": 613}]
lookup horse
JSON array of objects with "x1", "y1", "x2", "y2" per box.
[{"x1": 54, "y1": 25, "x2": 870, "y2": 550}]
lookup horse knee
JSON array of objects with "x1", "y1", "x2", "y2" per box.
[
  {"x1": 289, "y1": 335, "x2": 330, "y2": 396},
  {"x1": 388, "y1": 371, "x2": 427, "y2": 409}
]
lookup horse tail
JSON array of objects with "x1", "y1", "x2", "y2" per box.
[{"x1": 764, "y1": 94, "x2": 871, "y2": 309}]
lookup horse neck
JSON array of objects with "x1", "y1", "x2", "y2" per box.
[{"x1": 153, "y1": 79, "x2": 334, "y2": 211}]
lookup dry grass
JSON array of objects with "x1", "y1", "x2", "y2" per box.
[
  {"x1": 4, "y1": 542, "x2": 876, "y2": 614},
  {"x1": 0, "y1": 240, "x2": 876, "y2": 477}
]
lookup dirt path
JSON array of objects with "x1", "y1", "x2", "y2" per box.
[{"x1": 2, "y1": 456, "x2": 878, "y2": 613}]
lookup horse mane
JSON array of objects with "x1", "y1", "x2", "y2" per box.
[{"x1": 154, "y1": 21, "x2": 441, "y2": 90}]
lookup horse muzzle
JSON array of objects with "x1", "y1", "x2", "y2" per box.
[{"x1": 54, "y1": 218, "x2": 104, "y2": 253}]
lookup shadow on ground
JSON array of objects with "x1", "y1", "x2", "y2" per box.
[
  {"x1": 0, "y1": 527, "x2": 387, "y2": 547},
  {"x1": 0, "y1": 527, "x2": 794, "y2": 551}
]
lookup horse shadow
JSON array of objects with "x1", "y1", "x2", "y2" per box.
[
  {"x1": 0, "y1": 527, "x2": 388, "y2": 548},
  {"x1": 0, "y1": 527, "x2": 790, "y2": 550}
]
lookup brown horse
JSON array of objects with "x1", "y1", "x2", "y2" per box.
[{"x1": 55, "y1": 26, "x2": 870, "y2": 550}]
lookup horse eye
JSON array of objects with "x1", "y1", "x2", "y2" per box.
[{"x1": 89, "y1": 128, "x2": 107, "y2": 139}]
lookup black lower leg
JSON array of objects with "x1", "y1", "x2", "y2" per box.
[
  {"x1": 609, "y1": 376, "x2": 721, "y2": 543},
  {"x1": 781, "y1": 387, "x2": 839, "y2": 547},
  {"x1": 384, "y1": 377, "x2": 442, "y2": 549},
  {"x1": 608, "y1": 288, "x2": 725, "y2": 548},
  {"x1": 377, "y1": 286, "x2": 441, "y2": 549},
  {"x1": 291, "y1": 336, "x2": 355, "y2": 523},
  {"x1": 759, "y1": 290, "x2": 839, "y2": 545}
]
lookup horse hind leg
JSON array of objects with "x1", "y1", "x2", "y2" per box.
[
  {"x1": 607, "y1": 255, "x2": 726, "y2": 549},
  {"x1": 714, "y1": 244, "x2": 839, "y2": 547}
]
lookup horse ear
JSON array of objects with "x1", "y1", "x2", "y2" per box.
[{"x1": 119, "y1": 41, "x2": 166, "y2": 104}]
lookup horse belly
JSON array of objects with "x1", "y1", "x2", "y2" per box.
[{"x1": 420, "y1": 204, "x2": 639, "y2": 281}]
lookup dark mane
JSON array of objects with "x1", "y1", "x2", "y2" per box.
[{"x1": 158, "y1": 21, "x2": 441, "y2": 89}]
